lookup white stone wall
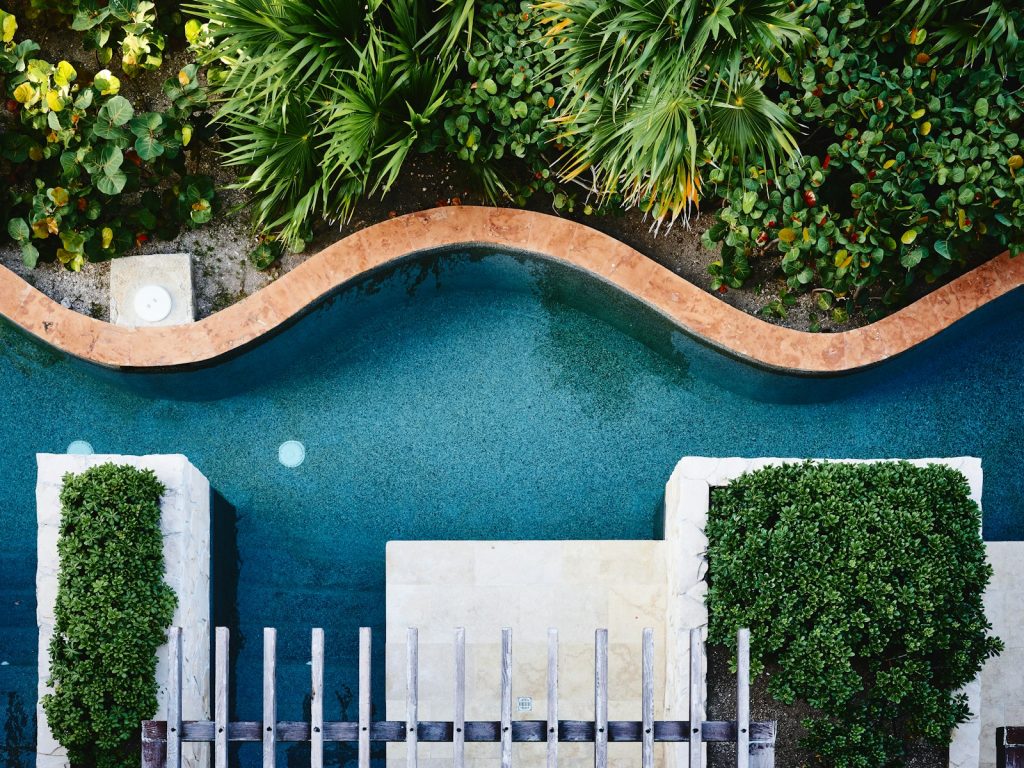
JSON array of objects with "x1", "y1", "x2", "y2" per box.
[
  {"x1": 36, "y1": 454, "x2": 211, "y2": 768},
  {"x1": 979, "y1": 542, "x2": 1024, "y2": 768},
  {"x1": 665, "y1": 456, "x2": 984, "y2": 768}
]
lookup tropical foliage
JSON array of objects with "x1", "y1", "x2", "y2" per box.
[
  {"x1": 540, "y1": 0, "x2": 808, "y2": 225},
  {"x1": 703, "y1": 0, "x2": 1024, "y2": 310},
  {"x1": 0, "y1": 5, "x2": 216, "y2": 270},
  {"x1": 707, "y1": 461, "x2": 1002, "y2": 768},
  {"x1": 44, "y1": 464, "x2": 175, "y2": 768},
  {"x1": 186, "y1": 0, "x2": 456, "y2": 250}
]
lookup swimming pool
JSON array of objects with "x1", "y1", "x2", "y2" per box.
[{"x1": 1, "y1": 248, "x2": 1021, "y2": 766}]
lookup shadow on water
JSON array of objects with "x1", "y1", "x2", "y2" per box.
[
  {"x1": 529, "y1": 257, "x2": 692, "y2": 420},
  {"x1": 211, "y1": 491, "x2": 245, "y2": 768},
  {"x1": 1, "y1": 693, "x2": 31, "y2": 768}
]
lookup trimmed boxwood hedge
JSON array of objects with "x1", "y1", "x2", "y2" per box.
[
  {"x1": 707, "y1": 461, "x2": 1002, "y2": 768},
  {"x1": 43, "y1": 464, "x2": 176, "y2": 768}
]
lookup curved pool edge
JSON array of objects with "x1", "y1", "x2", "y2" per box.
[{"x1": 1, "y1": 206, "x2": 1021, "y2": 374}]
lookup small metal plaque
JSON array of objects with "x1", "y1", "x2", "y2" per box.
[{"x1": 516, "y1": 696, "x2": 532, "y2": 712}]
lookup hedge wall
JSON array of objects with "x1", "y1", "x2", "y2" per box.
[
  {"x1": 43, "y1": 463, "x2": 176, "y2": 768},
  {"x1": 706, "y1": 461, "x2": 1002, "y2": 768}
]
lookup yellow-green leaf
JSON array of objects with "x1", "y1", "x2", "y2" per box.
[
  {"x1": 901, "y1": 229, "x2": 918, "y2": 245},
  {"x1": 921, "y1": 121, "x2": 931, "y2": 136},
  {"x1": 910, "y1": 108, "x2": 925, "y2": 119},
  {"x1": 54, "y1": 60, "x2": 77, "y2": 87},
  {"x1": 101, "y1": 227, "x2": 114, "y2": 249},
  {"x1": 1009, "y1": 155, "x2": 1023, "y2": 170},
  {"x1": 834, "y1": 249, "x2": 852, "y2": 268},
  {"x1": 883, "y1": 159, "x2": 896, "y2": 169},
  {"x1": 94, "y1": 69, "x2": 120, "y2": 95},
  {"x1": 0, "y1": 11, "x2": 17, "y2": 43},
  {"x1": 13, "y1": 82, "x2": 35, "y2": 104},
  {"x1": 45, "y1": 90, "x2": 63, "y2": 112},
  {"x1": 181, "y1": 124, "x2": 193, "y2": 147},
  {"x1": 778, "y1": 227, "x2": 796, "y2": 243},
  {"x1": 184, "y1": 19, "x2": 202, "y2": 43},
  {"x1": 48, "y1": 187, "x2": 69, "y2": 207}
]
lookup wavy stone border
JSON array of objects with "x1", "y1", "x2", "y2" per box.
[{"x1": 1, "y1": 207, "x2": 1021, "y2": 373}]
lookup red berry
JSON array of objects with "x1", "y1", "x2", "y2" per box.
[
  {"x1": 135, "y1": 233, "x2": 149, "y2": 246},
  {"x1": 756, "y1": 231, "x2": 769, "y2": 245},
  {"x1": 717, "y1": 285, "x2": 728, "y2": 294},
  {"x1": 867, "y1": 169, "x2": 877, "y2": 180},
  {"x1": 77, "y1": 197, "x2": 87, "y2": 212},
  {"x1": 803, "y1": 190, "x2": 817, "y2": 207},
  {"x1": 5, "y1": 99, "x2": 18, "y2": 113},
  {"x1": 823, "y1": 154, "x2": 831, "y2": 169}
]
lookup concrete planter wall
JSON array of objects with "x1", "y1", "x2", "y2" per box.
[{"x1": 35, "y1": 454, "x2": 211, "y2": 768}]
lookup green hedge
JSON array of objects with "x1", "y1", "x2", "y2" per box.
[
  {"x1": 707, "y1": 461, "x2": 1002, "y2": 768},
  {"x1": 43, "y1": 463, "x2": 176, "y2": 768}
]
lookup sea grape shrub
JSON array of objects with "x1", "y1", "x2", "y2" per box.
[
  {"x1": 1, "y1": 26, "x2": 216, "y2": 270},
  {"x1": 706, "y1": 461, "x2": 1002, "y2": 768},
  {"x1": 437, "y1": 1, "x2": 570, "y2": 207},
  {"x1": 28, "y1": 0, "x2": 175, "y2": 75},
  {"x1": 43, "y1": 463, "x2": 176, "y2": 768},
  {"x1": 704, "y1": 0, "x2": 1024, "y2": 311}
]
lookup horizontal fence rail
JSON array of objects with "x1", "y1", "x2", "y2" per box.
[{"x1": 142, "y1": 626, "x2": 775, "y2": 768}]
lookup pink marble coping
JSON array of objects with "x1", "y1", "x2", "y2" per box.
[{"x1": 1, "y1": 206, "x2": 1021, "y2": 373}]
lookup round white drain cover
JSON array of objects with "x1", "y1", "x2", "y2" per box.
[
  {"x1": 67, "y1": 440, "x2": 94, "y2": 455},
  {"x1": 278, "y1": 441, "x2": 306, "y2": 468},
  {"x1": 134, "y1": 285, "x2": 173, "y2": 323}
]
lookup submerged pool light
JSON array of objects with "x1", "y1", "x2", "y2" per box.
[
  {"x1": 66, "y1": 440, "x2": 94, "y2": 455},
  {"x1": 278, "y1": 440, "x2": 306, "y2": 468}
]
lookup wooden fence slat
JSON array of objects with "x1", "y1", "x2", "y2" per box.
[
  {"x1": 501, "y1": 628, "x2": 513, "y2": 768},
  {"x1": 749, "y1": 722, "x2": 775, "y2": 768},
  {"x1": 406, "y1": 627, "x2": 418, "y2": 768},
  {"x1": 264, "y1": 628, "x2": 277, "y2": 768},
  {"x1": 454, "y1": 628, "x2": 466, "y2": 768},
  {"x1": 310, "y1": 629, "x2": 324, "y2": 768},
  {"x1": 173, "y1": 717, "x2": 774, "y2": 744},
  {"x1": 547, "y1": 629, "x2": 558, "y2": 768},
  {"x1": 145, "y1": 626, "x2": 775, "y2": 768},
  {"x1": 736, "y1": 629, "x2": 750, "y2": 768},
  {"x1": 215, "y1": 627, "x2": 229, "y2": 768},
  {"x1": 594, "y1": 629, "x2": 608, "y2": 768},
  {"x1": 167, "y1": 627, "x2": 182, "y2": 768},
  {"x1": 689, "y1": 628, "x2": 702, "y2": 768},
  {"x1": 641, "y1": 628, "x2": 654, "y2": 768},
  {"x1": 359, "y1": 628, "x2": 371, "y2": 768}
]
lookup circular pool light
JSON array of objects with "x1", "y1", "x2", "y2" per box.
[
  {"x1": 278, "y1": 441, "x2": 306, "y2": 468},
  {"x1": 67, "y1": 440, "x2": 94, "y2": 455},
  {"x1": 134, "y1": 285, "x2": 173, "y2": 323}
]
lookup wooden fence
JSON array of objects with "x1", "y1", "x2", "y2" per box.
[
  {"x1": 141, "y1": 626, "x2": 775, "y2": 768},
  {"x1": 998, "y1": 728, "x2": 1024, "y2": 767}
]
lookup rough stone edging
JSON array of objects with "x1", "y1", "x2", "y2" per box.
[
  {"x1": 1, "y1": 207, "x2": 1021, "y2": 373},
  {"x1": 664, "y1": 456, "x2": 983, "y2": 768}
]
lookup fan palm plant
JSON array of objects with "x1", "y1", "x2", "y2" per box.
[
  {"x1": 540, "y1": 0, "x2": 808, "y2": 226},
  {"x1": 894, "y1": 0, "x2": 1021, "y2": 70},
  {"x1": 186, "y1": 0, "x2": 460, "y2": 249}
]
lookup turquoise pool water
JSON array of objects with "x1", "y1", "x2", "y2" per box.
[{"x1": 0, "y1": 248, "x2": 1021, "y2": 766}]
